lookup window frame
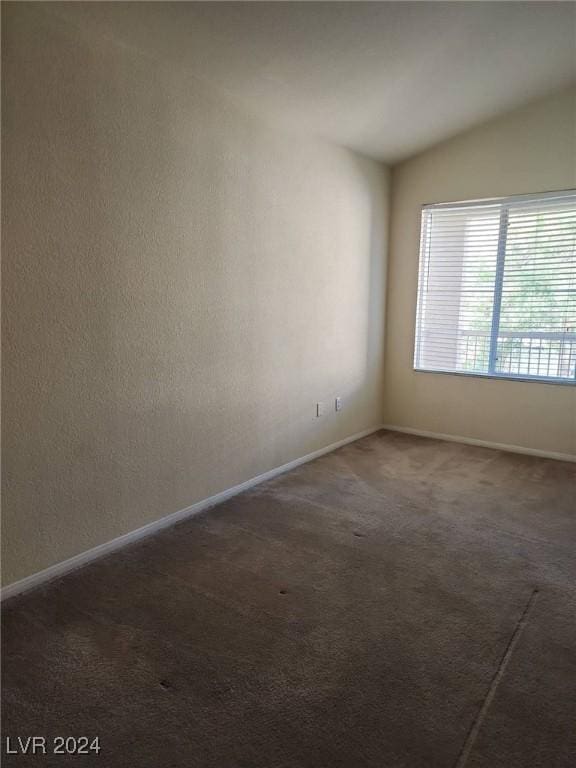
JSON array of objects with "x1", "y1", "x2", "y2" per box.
[{"x1": 413, "y1": 189, "x2": 576, "y2": 387}]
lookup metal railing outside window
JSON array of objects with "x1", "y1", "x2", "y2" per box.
[{"x1": 414, "y1": 190, "x2": 576, "y2": 384}]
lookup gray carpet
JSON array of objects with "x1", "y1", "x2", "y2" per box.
[{"x1": 2, "y1": 430, "x2": 576, "y2": 767}]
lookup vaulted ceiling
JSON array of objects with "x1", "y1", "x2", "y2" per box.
[{"x1": 48, "y1": 1, "x2": 576, "y2": 162}]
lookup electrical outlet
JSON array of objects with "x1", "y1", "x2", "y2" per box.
[
  {"x1": 335, "y1": 397, "x2": 342, "y2": 412},
  {"x1": 316, "y1": 402, "x2": 325, "y2": 417}
]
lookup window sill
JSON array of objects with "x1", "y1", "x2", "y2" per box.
[{"x1": 413, "y1": 367, "x2": 576, "y2": 387}]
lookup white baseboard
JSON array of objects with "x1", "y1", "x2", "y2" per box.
[
  {"x1": 1, "y1": 425, "x2": 383, "y2": 602},
  {"x1": 381, "y1": 424, "x2": 576, "y2": 463}
]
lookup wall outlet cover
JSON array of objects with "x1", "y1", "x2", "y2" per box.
[{"x1": 316, "y1": 402, "x2": 325, "y2": 417}]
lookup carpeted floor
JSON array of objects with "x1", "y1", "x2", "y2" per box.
[{"x1": 2, "y1": 430, "x2": 576, "y2": 767}]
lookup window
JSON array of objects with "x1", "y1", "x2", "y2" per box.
[{"x1": 414, "y1": 190, "x2": 576, "y2": 384}]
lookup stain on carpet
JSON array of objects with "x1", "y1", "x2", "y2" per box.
[{"x1": 2, "y1": 431, "x2": 576, "y2": 767}]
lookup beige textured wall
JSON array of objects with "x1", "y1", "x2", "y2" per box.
[
  {"x1": 385, "y1": 87, "x2": 576, "y2": 457},
  {"x1": 1, "y1": 5, "x2": 389, "y2": 586}
]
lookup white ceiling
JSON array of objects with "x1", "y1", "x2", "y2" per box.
[{"x1": 53, "y1": 1, "x2": 576, "y2": 163}]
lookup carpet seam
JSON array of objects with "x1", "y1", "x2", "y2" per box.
[{"x1": 453, "y1": 587, "x2": 540, "y2": 768}]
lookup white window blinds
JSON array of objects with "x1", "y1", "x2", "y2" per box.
[{"x1": 414, "y1": 190, "x2": 576, "y2": 383}]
